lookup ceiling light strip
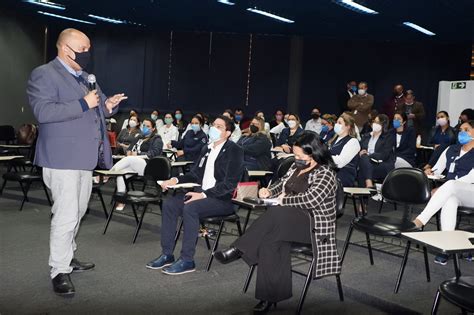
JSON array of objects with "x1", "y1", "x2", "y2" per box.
[
  {"x1": 403, "y1": 22, "x2": 436, "y2": 36},
  {"x1": 37, "y1": 11, "x2": 96, "y2": 25},
  {"x1": 246, "y1": 8, "x2": 295, "y2": 23},
  {"x1": 24, "y1": 0, "x2": 65, "y2": 10},
  {"x1": 335, "y1": 0, "x2": 378, "y2": 15}
]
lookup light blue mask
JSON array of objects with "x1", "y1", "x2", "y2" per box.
[
  {"x1": 191, "y1": 124, "x2": 201, "y2": 133},
  {"x1": 209, "y1": 126, "x2": 221, "y2": 142},
  {"x1": 458, "y1": 131, "x2": 473, "y2": 145},
  {"x1": 141, "y1": 126, "x2": 151, "y2": 136},
  {"x1": 165, "y1": 117, "x2": 173, "y2": 125},
  {"x1": 175, "y1": 113, "x2": 182, "y2": 120}
]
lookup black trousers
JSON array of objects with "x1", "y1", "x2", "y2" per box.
[
  {"x1": 233, "y1": 206, "x2": 311, "y2": 303},
  {"x1": 358, "y1": 154, "x2": 392, "y2": 185},
  {"x1": 161, "y1": 194, "x2": 234, "y2": 262}
]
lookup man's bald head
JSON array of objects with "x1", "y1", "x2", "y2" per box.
[{"x1": 56, "y1": 28, "x2": 91, "y2": 71}]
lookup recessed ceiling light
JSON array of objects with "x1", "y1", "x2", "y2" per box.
[
  {"x1": 217, "y1": 0, "x2": 235, "y2": 5},
  {"x1": 88, "y1": 14, "x2": 126, "y2": 24},
  {"x1": 403, "y1": 22, "x2": 436, "y2": 36},
  {"x1": 246, "y1": 8, "x2": 294, "y2": 23},
  {"x1": 37, "y1": 11, "x2": 96, "y2": 24},
  {"x1": 24, "y1": 0, "x2": 65, "y2": 10},
  {"x1": 334, "y1": 0, "x2": 378, "y2": 15}
]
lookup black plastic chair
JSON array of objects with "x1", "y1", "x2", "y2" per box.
[
  {"x1": 0, "y1": 158, "x2": 51, "y2": 210},
  {"x1": 243, "y1": 179, "x2": 346, "y2": 315},
  {"x1": 103, "y1": 156, "x2": 171, "y2": 243},
  {"x1": 431, "y1": 276, "x2": 474, "y2": 315},
  {"x1": 341, "y1": 168, "x2": 431, "y2": 294},
  {"x1": 0, "y1": 125, "x2": 16, "y2": 144}
]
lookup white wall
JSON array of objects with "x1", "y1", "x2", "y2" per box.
[{"x1": 437, "y1": 80, "x2": 474, "y2": 126}]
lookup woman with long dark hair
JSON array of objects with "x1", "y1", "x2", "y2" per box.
[{"x1": 215, "y1": 131, "x2": 341, "y2": 313}]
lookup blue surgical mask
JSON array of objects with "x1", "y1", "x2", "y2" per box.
[
  {"x1": 334, "y1": 123, "x2": 343, "y2": 135},
  {"x1": 351, "y1": 86, "x2": 357, "y2": 92},
  {"x1": 458, "y1": 131, "x2": 473, "y2": 145},
  {"x1": 141, "y1": 126, "x2": 151, "y2": 136},
  {"x1": 175, "y1": 113, "x2": 182, "y2": 120},
  {"x1": 235, "y1": 115, "x2": 242, "y2": 122},
  {"x1": 321, "y1": 125, "x2": 329, "y2": 133},
  {"x1": 393, "y1": 119, "x2": 402, "y2": 129},
  {"x1": 191, "y1": 124, "x2": 201, "y2": 133},
  {"x1": 165, "y1": 117, "x2": 173, "y2": 125},
  {"x1": 209, "y1": 126, "x2": 222, "y2": 142}
]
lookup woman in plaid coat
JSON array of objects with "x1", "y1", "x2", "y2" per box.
[{"x1": 215, "y1": 131, "x2": 341, "y2": 313}]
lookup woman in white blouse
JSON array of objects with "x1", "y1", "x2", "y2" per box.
[{"x1": 158, "y1": 112, "x2": 179, "y2": 148}]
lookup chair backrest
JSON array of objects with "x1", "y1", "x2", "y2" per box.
[
  {"x1": 144, "y1": 156, "x2": 172, "y2": 181},
  {"x1": 0, "y1": 125, "x2": 16, "y2": 143},
  {"x1": 381, "y1": 167, "x2": 431, "y2": 205},
  {"x1": 276, "y1": 156, "x2": 295, "y2": 179},
  {"x1": 335, "y1": 178, "x2": 345, "y2": 219}
]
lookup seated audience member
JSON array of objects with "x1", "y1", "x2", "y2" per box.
[
  {"x1": 112, "y1": 119, "x2": 164, "y2": 211},
  {"x1": 392, "y1": 112, "x2": 417, "y2": 168},
  {"x1": 269, "y1": 109, "x2": 287, "y2": 129},
  {"x1": 423, "y1": 111, "x2": 457, "y2": 170},
  {"x1": 304, "y1": 107, "x2": 323, "y2": 135},
  {"x1": 117, "y1": 115, "x2": 142, "y2": 154},
  {"x1": 182, "y1": 112, "x2": 209, "y2": 137},
  {"x1": 415, "y1": 121, "x2": 474, "y2": 265},
  {"x1": 214, "y1": 132, "x2": 340, "y2": 313},
  {"x1": 358, "y1": 114, "x2": 395, "y2": 188},
  {"x1": 330, "y1": 113, "x2": 361, "y2": 187},
  {"x1": 171, "y1": 115, "x2": 208, "y2": 163},
  {"x1": 395, "y1": 90, "x2": 425, "y2": 136},
  {"x1": 174, "y1": 109, "x2": 187, "y2": 138},
  {"x1": 320, "y1": 114, "x2": 337, "y2": 144},
  {"x1": 360, "y1": 109, "x2": 378, "y2": 137},
  {"x1": 235, "y1": 108, "x2": 251, "y2": 130},
  {"x1": 106, "y1": 118, "x2": 118, "y2": 152},
  {"x1": 274, "y1": 114, "x2": 304, "y2": 153},
  {"x1": 454, "y1": 108, "x2": 474, "y2": 132},
  {"x1": 347, "y1": 81, "x2": 374, "y2": 131},
  {"x1": 121, "y1": 109, "x2": 138, "y2": 130},
  {"x1": 146, "y1": 115, "x2": 244, "y2": 275},
  {"x1": 150, "y1": 109, "x2": 164, "y2": 129},
  {"x1": 222, "y1": 110, "x2": 242, "y2": 143},
  {"x1": 255, "y1": 110, "x2": 271, "y2": 132},
  {"x1": 158, "y1": 112, "x2": 179, "y2": 148},
  {"x1": 237, "y1": 116, "x2": 272, "y2": 171}
]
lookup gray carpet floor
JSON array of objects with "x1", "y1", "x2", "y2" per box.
[{"x1": 0, "y1": 179, "x2": 473, "y2": 314}]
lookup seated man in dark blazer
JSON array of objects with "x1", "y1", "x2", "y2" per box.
[{"x1": 146, "y1": 115, "x2": 244, "y2": 275}]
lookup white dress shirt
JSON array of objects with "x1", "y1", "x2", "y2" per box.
[
  {"x1": 367, "y1": 133, "x2": 380, "y2": 155},
  {"x1": 158, "y1": 124, "x2": 179, "y2": 146},
  {"x1": 331, "y1": 137, "x2": 361, "y2": 169},
  {"x1": 305, "y1": 118, "x2": 322, "y2": 134},
  {"x1": 202, "y1": 141, "x2": 226, "y2": 190}
]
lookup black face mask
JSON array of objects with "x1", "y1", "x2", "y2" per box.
[
  {"x1": 249, "y1": 125, "x2": 259, "y2": 134},
  {"x1": 294, "y1": 159, "x2": 311, "y2": 170},
  {"x1": 67, "y1": 45, "x2": 91, "y2": 70},
  {"x1": 311, "y1": 113, "x2": 320, "y2": 120}
]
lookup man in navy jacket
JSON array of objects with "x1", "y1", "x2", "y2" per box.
[{"x1": 147, "y1": 116, "x2": 244, "y2": 275}]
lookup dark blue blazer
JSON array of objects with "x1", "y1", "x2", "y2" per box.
[
  {"x1": 276, "y1": 127, "x2": 304, "y2": 147},
  {"x1": 177, "y1": 140, "x2": 244, "y2": 201},
  {"x1": 237, "y1": 133, "x2": 272, "y2": 170},
  {"x1": 391, "y1": 126, "x2": 417, "y2": 166},
  {"x1": 172, "y1": 129, "x2": 208, "y2": 163},
  {"x1": 360, "y1": 132, "x2": 396, "y2": 167}
]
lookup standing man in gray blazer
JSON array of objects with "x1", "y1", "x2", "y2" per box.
[{"x1": 27, "y1": 28, "x2": 127, "y2": 297}]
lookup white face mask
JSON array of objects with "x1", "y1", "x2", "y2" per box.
[
  {"x1": 437, "y1": 117, "x2": 448, "y2": 126},
  {"x1": 129, "y1": 120, "x2": 138, "y2": 128},
  {"x1": 372, "y1": 123, "x2": 382, "y2": 133},
  {"x1": 287, "y1": 120, "x2": 297, "y2": 129},
  {"x1": 358, "y1": 89, "x2": 367, "y2": 96},
  {"x1": 334, "y1": 123, "x2": 344, "y2": 135}
]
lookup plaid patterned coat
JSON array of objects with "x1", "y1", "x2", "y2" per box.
[{"x1": 268, "y1": 164, "x2": 341, "y2": 278}]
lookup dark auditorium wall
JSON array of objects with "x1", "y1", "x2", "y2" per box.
[{"x1": 0, "y1": 11, "x2": 43, "y2": 128}]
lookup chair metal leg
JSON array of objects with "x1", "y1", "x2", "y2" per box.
[
  {"x1": 243, "y1": 208, "x2": 252, "y2": 233},
  {"x1": 243, "y1": 265, "x2": 255, "y2": 293},
  {"x1": 365, "y1": 233, "x2": 374, "y2": 265},
  {"x1": 236, "y1": 218, "x2": 243, "y2": 236},
  {"x1": 341, "y1": 222, "x2": 354, "y2": 264},
  {"x1": 203, "y1": 229, "x2": 211, "y2": 250},
  {"x1": 296, "y1": 258, "x2": 315, "y2": 315},
  {"x1": 342, "y1": 195, "x2": 348, "y2": 209},
  {"x1": 131, "y1": 204, "x2": 139, "y2": 224},
  {"x1": 351, "y1": 196, "x2": 358, "y2": 217},
  {"x1": 18, "y1": 181, "x2": 30, "y2": 211},
  {"x1": 96, "y1": 189, "x2": 108, "y2": 218},
  {"x1": 103, "y1": 201, "x2": 117, "y2": 234},
  {"x1": 42, "y1": 182, "x2": 52, "y2": 206},
  {"x1": 431, "y1": 290, "x2": 441, "y2": 315},
  {"x1": 336, "y1": 274, "x2": 344, "y2": 301},
  {"x1": 378, "y1": 198, "x2": 384, "y2": 213},
  {"x1": 394, "y1": 241, "x2": 411, "y2": 293},
  {"x1": 453, "y1": 253, "x2": 461, "y2": 279},
  {"x1": 423, "y1": 246, "x2": 431, "y2": 282},
  {"x1": 132, "y1": 203, "x2": 148, "y2": 244},
  {"x1": 206, "y1": 220, "x2": 225, "y2": 271},
  {"x1": 435, "y1": 213, "x2": 441, "y2": 231},
  {"x1": 0, "y1": 178, "x2": 7, "y2": 195}
]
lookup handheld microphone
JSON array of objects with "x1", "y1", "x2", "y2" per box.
[{"x1": 87, "y1": 74, "x2": 96, "y2": 91}]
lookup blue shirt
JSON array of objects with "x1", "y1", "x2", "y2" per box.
[{"x1": 56, "y1": 56, "x2": 82, "y2": 77}]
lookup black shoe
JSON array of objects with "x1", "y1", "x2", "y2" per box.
[
  {"x1": 253, "y1": 300, "x2": 277, "y2": 313},
  {"x1": 214, "y1": 246, "x2": 242, "y2": 264},
  {"x1": 70, "y1": 258, "x2": 95, "y2": 272},
  {"x1": 52, "y1": 273, "x2": 75, "y2": 297}
]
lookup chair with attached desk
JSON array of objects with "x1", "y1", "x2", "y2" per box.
[
  {"x1": 0, "y1": 157, "x2": 51, "y2": 210},
  {"x1": 103, "y1": 156, "x2": 171, "y2": 243},
  {"x1": 242, "y1": 179, "x2": 346, "y2": 315},
  {"x1": 173, "y1": 170, "x2": 249, "y2": 271},
  {"x1": 341, "y1": 167, "x2": 432, "y2": 294}
]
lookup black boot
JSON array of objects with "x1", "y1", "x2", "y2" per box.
[
  {"x1": 52, "y1": 273, "x2": 75, "y2": 297},
  {"x1": 253, "y1": 300, "x2": 277, "y2": 313},
  {"x1": 214, "y1": 246, "x2": 242, "y2": 264},
  {"x1": 70, "y1": 258, "x2": 95, "y2": 272}
]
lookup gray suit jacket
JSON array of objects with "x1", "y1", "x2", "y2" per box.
[{"x1": 27, "y1": 57, "x2": 118, "y2": 170}]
